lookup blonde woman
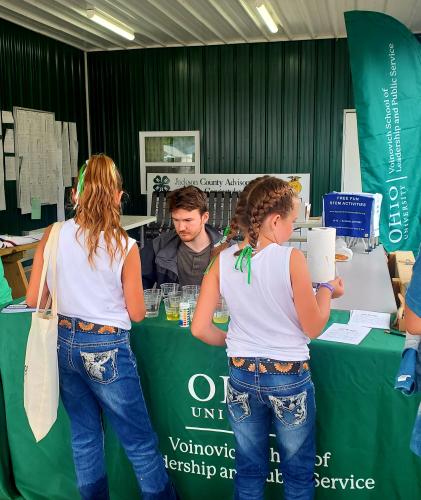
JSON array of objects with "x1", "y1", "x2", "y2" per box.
[{"x1": 27, "y1": 154, "x2": 176, "y2": 500}]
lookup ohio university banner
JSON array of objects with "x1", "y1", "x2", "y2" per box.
[
  {"x1": 345, "y1": 11, "x2": 421, "y2": 252},
  {"x1": 0, "y1": 310, "x2": 420, "y2": 499}
]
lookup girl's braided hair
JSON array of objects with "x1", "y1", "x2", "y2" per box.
[
  {"x1": 245, "y1": 176, "x2": 296, "y2": 251},
  {"x1": 210, "y1": 176, "x2": 297, "y2": 260}
]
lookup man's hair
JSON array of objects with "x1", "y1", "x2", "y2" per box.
[{"x1": 167, "y1": 186, "x2": 208, "y2": 215}]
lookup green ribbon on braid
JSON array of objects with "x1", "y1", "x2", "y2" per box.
[
  {"x1": 204, "y1": 225, "x2": 231, "y2": 275},
  {"x1": 234, "y1": 244, "x2": 254, "y2": 284},
  {"x1": 218, "y1": 225, "x2": 231, "y2": 246}
]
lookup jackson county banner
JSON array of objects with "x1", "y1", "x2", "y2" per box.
[
  {"x1": 146, "y1": 173, "x2": 310, "y2": 217},
  {"x1": 345, "y1": 11, "x2": 421, "y2": 253}
]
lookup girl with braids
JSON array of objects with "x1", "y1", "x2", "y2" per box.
[
  {"x1": 27, "y1": 154, "x2": 176, "y2": 500},
  {"x1": 192, "y1": 175, "x2": 344, "y2": 500}
]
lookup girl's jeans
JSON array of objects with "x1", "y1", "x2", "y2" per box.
[
  {"x1": 227, "y1": 361, "x2": 316, "y2": 500},
  {"x1": 57, "y1": 320, "x2": 175, "y2": 500}
]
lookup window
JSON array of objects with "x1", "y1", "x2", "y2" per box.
[{"x1": 139, "y1": 131, "x2": 200, "y2": 194}]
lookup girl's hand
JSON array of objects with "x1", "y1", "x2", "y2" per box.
[{"x1": 328, "y1": 277, "x2": 345, "y2": 299}]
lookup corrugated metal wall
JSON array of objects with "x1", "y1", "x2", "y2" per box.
[
  {"x1": 88, "y1": 39, "x2": 354, "y2": 215},
  {"x1": 0, "y1": 18, "x2": 88, "y2": 234}
]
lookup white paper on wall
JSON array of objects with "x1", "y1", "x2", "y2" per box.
[
  {"x1": 57, "y1": 183, "x2": 65, "y2": 221},
  {"x1": 14, "y1": 108, "x2": 58, "y2": 214},
  {"x1": 69, "y1": 122, "x2": 78, "y2": 177},
  {"x1": 19, "y1": 156, "x2": 31, "y2": 214},
  {"x1": 1, "y1": 111, "x2": 14, "y2": 124},
  {"x1": 5, "y1": 156, "x2": 16, "y2": 181},
  {"x1": 3, "y1": 129, "x2": 15, "y2": 154},
  {"x1": 70, "y1": 140, "x2": 78, "y2": 177},
  {"x1": 69, "y1": 122, "x2": 77, "y2": 143},
  {"x1": 55, "y1": 120, "x2": 65, "y2": 221},
  {"x1": 61, "y1": 122, "x2": 71, "y2": 187}
]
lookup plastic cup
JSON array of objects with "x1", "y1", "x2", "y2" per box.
[
  {"x1": 163, "y1": 297, "x2": 179, "y2": 321},
  {"x1": 188, "y1": 298, "x2": 197, "y2": 319},
  {"x1": 160, "y1": 283, "x2": 179, "y2": 298},
  {"x1": 143, "y1": 289, "x2": 162, "y2": 318},
  {"x1": 213, "y1": 297, "x2": 229, "y2": 324},
  {"x1": 144, "y1": 288, "x2": 162, "y2": 304},
  {"x1": 182, "y1": 285, "x2": 200, "y2": 301},
  {"x1": 168, "y1": 291, "x2": 182, "y2": 309},
  {"x1": 144, "y1": 288, "x2": 162, "y2": 297}
]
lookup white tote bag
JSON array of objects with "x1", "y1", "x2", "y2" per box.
[{"x1": 24, "y1": 221, "x2": 63, "y2": 442}]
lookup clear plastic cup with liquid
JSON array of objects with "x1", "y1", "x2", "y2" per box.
[
  {"x1": 163, "y1": 297, "x2": 179, "y2": 321},
  {"x1": 213, "y1": 296, "x2": 229, "y2": 324},
  {"x1": 167, "y1": 291, "x2": 183, "y2": 310}
]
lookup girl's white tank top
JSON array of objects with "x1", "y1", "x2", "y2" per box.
[{"x1": 220, "y1": 243, "x2": 310, "y2": 361}]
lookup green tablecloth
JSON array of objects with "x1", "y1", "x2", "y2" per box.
[{"x1": 0, "y1": 307, "x2": 419, "y2": 499}]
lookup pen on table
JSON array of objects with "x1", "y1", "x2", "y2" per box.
[{"x1": 384, "y1": 329, "x2": 406, "y2": 337}]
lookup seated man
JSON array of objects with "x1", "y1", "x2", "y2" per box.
[
  {"x1": 142, "y1": 186, "x2": 221, "y2": 288},
  {"x1": 405, "y1": 245, "x2": 421, "y2": 334}
]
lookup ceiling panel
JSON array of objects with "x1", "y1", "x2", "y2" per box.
[{"x1": 0, "y1": 0, "x2": 419, "y2": 51}]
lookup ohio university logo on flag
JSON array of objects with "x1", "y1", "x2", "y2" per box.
[{"x1": 345, "y1": 11, "x2": 421, "y2": 252}]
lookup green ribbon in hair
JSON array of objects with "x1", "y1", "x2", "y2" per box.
[
  {"x1": 234, "y1": 244, "x2": 254, "y2": 284},
  {"x1": 204, "y1": 225, "x2": 231, "y2": 275},
  {"x1": 76, "y1": 163, "x2": 87, "y2": 202}
]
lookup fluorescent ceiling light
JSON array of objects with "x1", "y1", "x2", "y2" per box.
[
  {"x1": 256, "y1": 3, "x2": 278, "y2": 34},
  {"x1": 87, "y1": 9, "x2": 135, "y2": 40}
]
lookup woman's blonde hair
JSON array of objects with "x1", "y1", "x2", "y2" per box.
[{"x1": 74, "y1": 154, "x2": 128, "y2": 265}]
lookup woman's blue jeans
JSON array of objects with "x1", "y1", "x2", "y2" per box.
[
  {"x1": 57, "y1": 321, "x2": 175, "y2": 500},
  {"x1": 227, "y1": 362, "x2": 316, "y2": 500}
]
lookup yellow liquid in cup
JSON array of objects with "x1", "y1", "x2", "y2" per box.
[
  {"x1": 166, "y1": 310, "x2": 179, "y2": 321},
  {"x1": 213, "y1": 314, "x2": 229, "y2": 324}
]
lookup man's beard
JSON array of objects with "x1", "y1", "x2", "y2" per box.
[{"x1": 178, "y1": 232, "x2": 195, "y2": 242}]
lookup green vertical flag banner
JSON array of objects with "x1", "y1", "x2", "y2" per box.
[{"x1": 345, "y1": 11, "x2": 421, "y2": 252}]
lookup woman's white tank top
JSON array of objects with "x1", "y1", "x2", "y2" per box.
[
  {"x1": 46, "y1": 219, "x2": 135, "y2": 330},
  {"x1": 220, "y1": 243, "x2": 310, "y2": 361}
]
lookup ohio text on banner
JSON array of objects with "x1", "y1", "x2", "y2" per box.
[{"x1": 345, "y1": 10, "x2": 421, "y2": 252}]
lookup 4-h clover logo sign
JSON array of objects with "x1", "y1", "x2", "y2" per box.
[{"x1": 153, "y1": 175, "x2": 171, "y2": 192}]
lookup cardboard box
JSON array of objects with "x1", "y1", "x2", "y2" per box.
[{"x1": 388, "y1": 251, "x2": 415, "y2": 331}]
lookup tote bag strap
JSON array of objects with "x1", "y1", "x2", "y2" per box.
[
  {"x1": 49, "y1": 222, "x2": 62, "y2": 317},
  {"x1": 36, "y1": 226, "x2": 55, "y2": 312},
  {"x1": 36, "y1": 222, "x2": 64, "y2": 315}
]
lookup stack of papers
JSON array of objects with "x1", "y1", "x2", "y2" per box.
[
  {"x1": 318, "y1": 310, "x2": 390, "y2": 345},
  {"x1": 0, "y1": 234, "x2": 42, "y2": 247}
]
